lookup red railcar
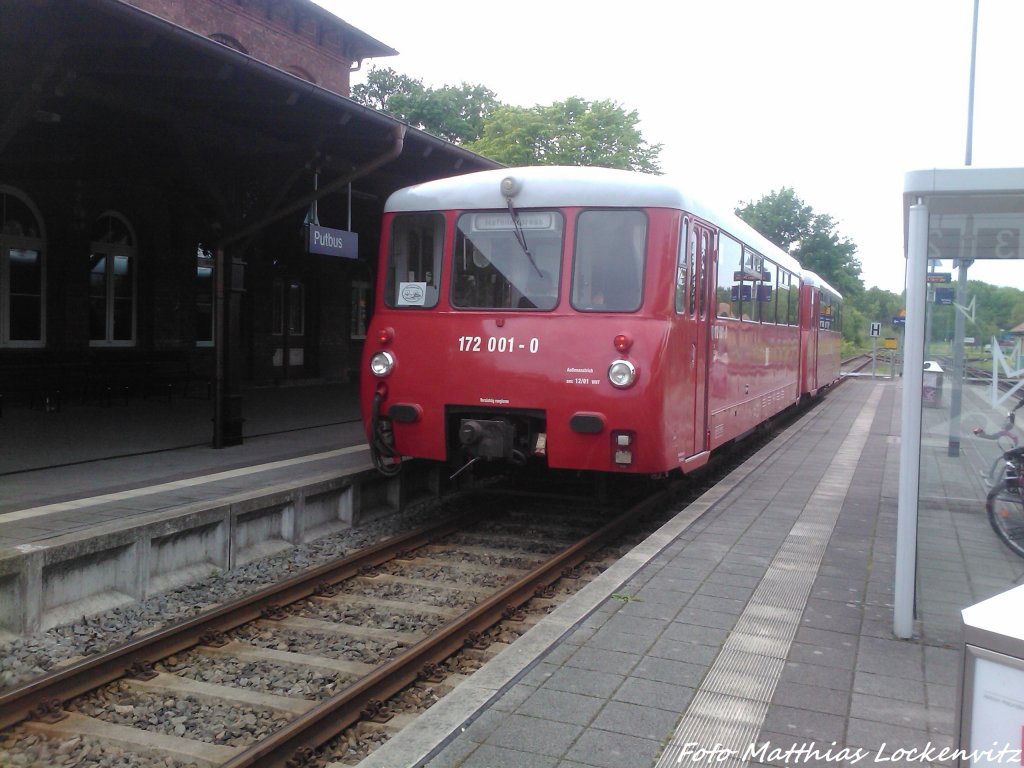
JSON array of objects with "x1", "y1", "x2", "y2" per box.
[{"x1": 361, "y1": 167, "x2": 842, "y2": 476}]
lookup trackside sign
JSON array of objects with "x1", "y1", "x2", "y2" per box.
[{"x1": 307, "y1": 224, "x2": 358, "y2": 259}]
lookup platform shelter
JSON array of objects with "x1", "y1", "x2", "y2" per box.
[{"x1": 899, "y1": 167, "x2": 1024, "y2": 639}]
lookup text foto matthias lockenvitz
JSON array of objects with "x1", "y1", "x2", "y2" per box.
[{"x1": 676, "y1": 741, "x2": 1024, "y2": 764}]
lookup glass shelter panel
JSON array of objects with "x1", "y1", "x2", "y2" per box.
[{"x1": 900, "y1": 173, "x2": 1024, "y2": 648}]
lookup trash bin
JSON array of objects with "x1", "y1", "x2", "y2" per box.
[{"x1": 923, "y1": 360, "x2": 944, "y2": 408}]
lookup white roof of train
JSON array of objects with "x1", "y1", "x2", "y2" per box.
[
  {"x1": 800, "y1": 270, "x2": 843, "y2": 299},
  {"x1": 385, "y1": 166, "x2": 805, "y2": 275}
]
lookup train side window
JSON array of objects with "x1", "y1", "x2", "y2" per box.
[
  {"x1": 688, "y1": 228, "x2": 699, "y2": 318},
  {"x1": 698, "y1": 232, "x2": 709, "y2": 318},
  {"x1": 571, "y1": 209, "x2": 646, "y2": 312},
  {"x1": 757, "y1": 260, "x2": 776, "y2": 323},
  {"x1": 385, "y1": 213, "x2": 444, "y2": 309},
  {"x1": 675, "y1": 218, "x2": 689, "y2": 314},
  {"x1": 790, "y1": 278, "x2": 802, "y2": 325},
  {"x1": 716, "y1": 233, "x2": 741, "y2": 318},
  {"x1": 776, "y1": 270, "x2": 790, "y2": 326}
]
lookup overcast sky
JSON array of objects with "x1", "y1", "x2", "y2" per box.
[{"x1": 316, "y1": 0, "x2": 1024, "y2": 295}]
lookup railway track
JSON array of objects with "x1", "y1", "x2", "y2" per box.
[
  {"x1": 0, "y1": 491, "x2": 663, "y2": 768},
  {"x1": 0, "y1": 370, "x2": 845, "y2": 767}
]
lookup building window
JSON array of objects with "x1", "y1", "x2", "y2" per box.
[
  {"x1": 89, "y1": 212, "x2": 137, "y2": 346},
  {"x1": 272, "y1": 277, "x2": 304, "y2": 336},
  {"x1": 196, "y1": 244, "x2": 214, "y2": 346},
  {"x1": 351, "y1": 281, "x2": 369, "y2": 339},
  {"x1": 0, "y1": 187, "x2": 45, "y2": 347},
  {"x1": 209, "y1": 33, "x2": 248, "y2": 55}
]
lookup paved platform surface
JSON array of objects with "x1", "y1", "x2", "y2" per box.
[
  {"x1": 0, "y1": 382, "x2": 370, "y2": 549},
  {"x1": 356, "y1": 377, "x2": 1024, "y2": 768}
]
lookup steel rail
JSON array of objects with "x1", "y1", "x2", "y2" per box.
[
  {"x1": 0, "y1": 511, "x2": 479, "y2": 731},
  {"x1": 218, "y1": 487, "x2": 670, "y2": 768}
]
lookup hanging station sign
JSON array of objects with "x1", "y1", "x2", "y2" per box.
[{"x1": 307, "y1": 224, "x2": 358, "y2": 259}]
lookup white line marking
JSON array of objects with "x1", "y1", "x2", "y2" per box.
[{"x1": 0, "y1": 445, "x2": 369, "y2": 524}]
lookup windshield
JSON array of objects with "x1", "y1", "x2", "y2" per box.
[
  {"x1": 452, "y1": 211, "x2": 563, "y2": 310},
  {"x1": 571, "y1": 210, "x2": 646, "y2": 312}
]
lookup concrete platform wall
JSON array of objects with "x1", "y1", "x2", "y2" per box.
[{"x1": 0, "y1": 461, "x2": 440, "y2": 636}]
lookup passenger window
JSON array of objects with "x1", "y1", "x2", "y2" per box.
[
  {"x1": 776, "y1": 271, "x2": 791, "y2": 326},
  {"x1": 717, "y1": 234, "x2": 741, "y2": 318},
  {"x1": 675, "y1": 218, "x2": 689, "y2": 315},
  {"x1": 698, "y1": 233, "x2": 709, "y2": 318},
  {"x1": 452, "y1": 210, "x2": 563, "y2": 310},
  {"x1": 790, "y1": 278, "x2": 802, "y2": 325},
  {"x1": 820, "y1": 292, "x2": 836, "y2": 330},
  {"x1": 757, "y1": 260, "x2": 776, "y2": 323},
  {"x1": 385, "y1": 213, "x2": 444, "y2": 309},
  {"x1": 572, "y1": 210, "x2": 646, "y2": 312}
]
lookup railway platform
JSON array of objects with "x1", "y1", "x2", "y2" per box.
[
  {"x1": 354, "y1": 376, "x2": 1024, "y2": 768},
  {"x1": 0, "y1": 383, "x2": 397, "y2": 636},
  {"x1": 3, "y1": 373, "x2": 1022, "y2": 766}
]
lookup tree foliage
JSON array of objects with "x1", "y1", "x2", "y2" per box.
[
  {"x1": 351, "y1": 68, "x2": 662, "y2": 172},
  {"x1": 351, "y1": 67, "x2": 500, "y2": 144},
  {"x1": 928, "y1": 281, "x2": 1024, "y2": 349},
  {"x1": 468, "y1": 97, "x2": 662, "y2": 172},
  {"x1": 735, "y1": 187, "x2": 863, "y2": 299}
]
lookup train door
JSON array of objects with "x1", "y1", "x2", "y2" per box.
[
  {"x1": 687, "y1": 221, "x2": 715, "y2": 458},
  {"x1": 805, "y1": 286, "x2": 819, "y2": 394}
]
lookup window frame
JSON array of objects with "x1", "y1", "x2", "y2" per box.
[
  {"x1": 0, "y1": 186, "x2": 46, "y2": 348},
  {"x1": 570, "y1": 208, "x2": 648, "y2": 313},
  {"x1": 88, "y1": 211, "x2": 138, "y2": 347},
  {"x1": 450, "y1": 209, "x2": 564, "y2": 311},
  {"x1": 385, "y1": 212, "x2": 445, "y2": 310}
]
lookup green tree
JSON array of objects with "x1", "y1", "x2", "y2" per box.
[
  {"x1": 736, "y1": 188, "x2": 863, "y2": 298},
  {"x1": 350, "y1": 67, "x2": 499, "y2": 144},
  {"x1": 469, "y1": 97, "x2": 662, "y2": 172}
]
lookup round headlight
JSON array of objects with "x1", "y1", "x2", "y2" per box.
[
  {"x1": 608, "y1": 359, "x2": 637, "y2": 389},
  {"x1": 370, "y1": 351, "x2": 395, "y2": 377}
]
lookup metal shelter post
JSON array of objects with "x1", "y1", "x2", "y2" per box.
[{"x1": 895, "y1": 200, "x2": 929, "y2": 639}]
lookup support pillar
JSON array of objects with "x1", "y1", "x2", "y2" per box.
[
  {"x1": 895, "y1": 200, "x2": 928, "y2": 639},
  {"x1": 213, "y1": 246, "x2": 246, "y2": 448}
]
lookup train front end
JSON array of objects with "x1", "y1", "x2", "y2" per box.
[{"x1": 360, "y1": 168, "x2": 676, "y2": 476}]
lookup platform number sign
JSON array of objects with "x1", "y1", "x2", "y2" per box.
[{"x1": 870, "y1": 322, "x2": 881, "y2": 338}]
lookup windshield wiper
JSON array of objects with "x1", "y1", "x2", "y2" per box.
[{"x1": 507, "y1": 199, "x2": 544, "y2": 278}]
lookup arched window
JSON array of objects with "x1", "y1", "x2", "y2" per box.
[
  {"x1": 89, "y1": 212, "x2": 137, "y2": 346},
  {"x1": 0, "y1": 186, "x2": 46, "y2": 347},
  {"x1": 208, "y1": 33, "x2": 248, "y2": 55},
  {"x1": 285, "y1": 66, "x2": 316, "y2": 84}
]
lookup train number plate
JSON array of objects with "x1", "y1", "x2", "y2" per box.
[{"x1": 458, "y1": 336, "x2": 540, "y2": 354}]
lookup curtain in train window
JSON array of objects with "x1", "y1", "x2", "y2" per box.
[
  {"x1": 572, "y1": 210, "x2": 646, "y2": 312},
  {"x1": 386, "y1": 213, "x2": 445, "y2": 309},
  {"x1": 452, "y1": 210, "x2": 563, "y2": 310}
]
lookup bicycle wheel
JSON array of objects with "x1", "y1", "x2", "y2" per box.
[{"x1": 986, "y1": 482, "x2": 1024, "y2": 558}]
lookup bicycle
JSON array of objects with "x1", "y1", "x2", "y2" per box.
[
  {"x1": 972, "y1": 398, "x2": 1023, "y2": 490},
  {"x1": 985, "y1": 447, "x2": 1024, "y2": 559}
]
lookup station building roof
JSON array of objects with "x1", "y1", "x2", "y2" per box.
[{"x1": 0, "y1": 0, "x2": 500, "y2": 238}]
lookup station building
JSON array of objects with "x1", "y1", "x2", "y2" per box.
[{"x1": 0, "y1": 0, "x2": 498, "y2": 445}]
